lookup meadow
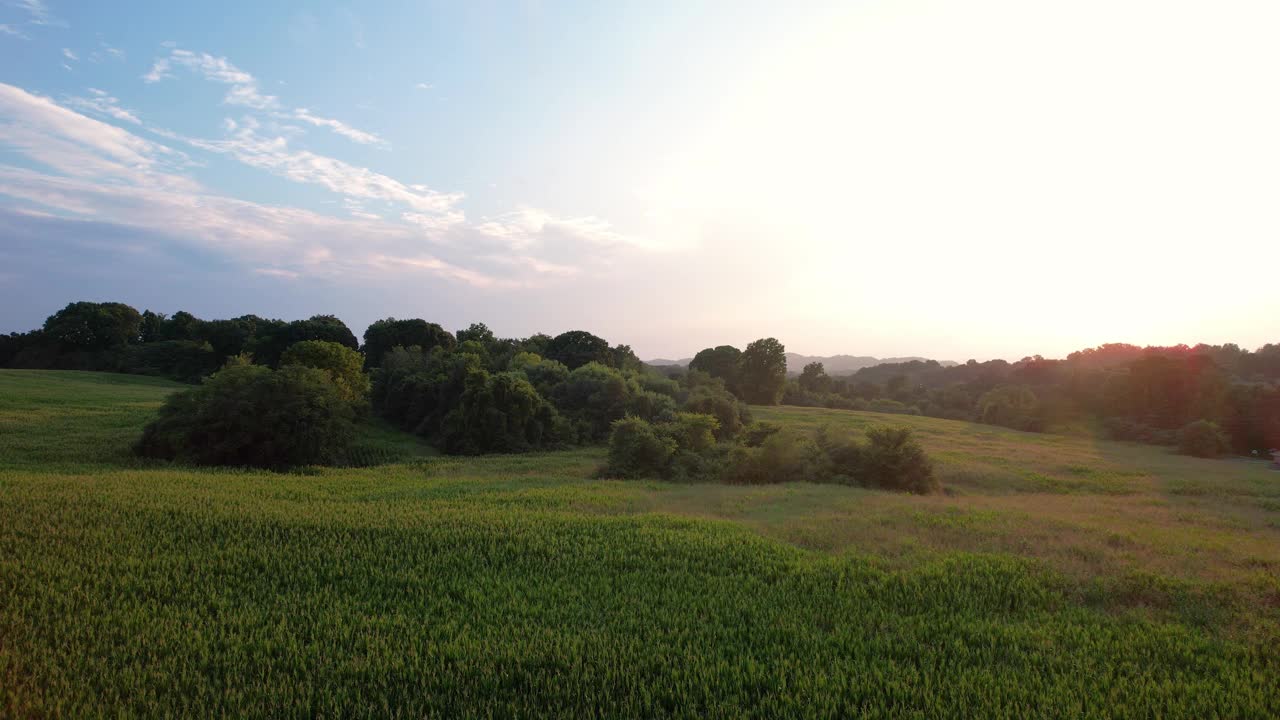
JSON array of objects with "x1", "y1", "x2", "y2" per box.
[{"x1": 1, "y1": 370, "x2": 1277, "y2": 717}]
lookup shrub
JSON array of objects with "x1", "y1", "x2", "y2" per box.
[
  {"x1": 860, "y1": 426, "x2": 937, "y2": 493},
  {"x1": 602, "y1": 417, "x2": 676, "y2": 479},
  {"x1": 814, "y1": 425, "x2": 863, "y2": 483},
  {"x1": 281, "y1": 340, "x2": 370, "y2": 407},
  {"x1": 1177, "y1": 419, "x2": 1230, "y2": 458},
  {"x1": 721, "y1": 431, "x2": 822, "y2": 485},
  {"x1": 665, "y1": 412, "x2": 719, "y2": 452},
  {"x1": 135, "y1": 363, "x2": 356, "y2": 469},
  {"x1": 683, "y1": 385, "x2": 751, "y2": 440}
]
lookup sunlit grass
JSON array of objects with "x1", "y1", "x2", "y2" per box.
[{"x1": 1, "y1": 371, "x2": 1277, "y2": 717}]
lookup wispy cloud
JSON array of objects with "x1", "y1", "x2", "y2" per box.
[
  {"x1": 0, "y1": 83, "x2": 188, "y2": 187},
  {"x1": 61, "y1": 47, "x2": 76, "y2": 61},
  {"x1": 141, "y1": 58, "x2": 170, "y2": 83},
  {"x1": 291, "y1": 108, "x2": 385, "y2": 146},
  {"x1": 0, "y1": 23, "x2": 28, "y2": 38},
  {"x1": 62, "y1": 88, "x2": 141, "y2": 125},
  {"x1": 343, "y1": 198, "x2": 381, "y2": 220},
  {"x1": 0, "y1": 80, "x2": 646, "y2": 292},
  {"x1": 0, "y1": 82, "x2": 639, "y2": 288},
  {"x1": 415, "y1": 82, "x2": 433, "y2": 91},
  {"x1": 87, "y1": 42, "x2": 125, "y2": 63},
  {"x1": 185, "y1": 121, "x2": 457, "y2": 218},
  {"x1": 164, "y1": 48, "x2": 279, "y2": 110},
  {"x1": 10, "y1": 0, "x2": 63, "y2": 27},
  {"x1": 145, "y1": 46, "x2": 384, "y2": 148},
  {"x1": 474, "y1": 206, "x2": 639, "y2": 252}
]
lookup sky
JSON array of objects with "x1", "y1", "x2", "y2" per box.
[{"x1": 1, "y1": 0, "x2": 1277, "y2": 362}]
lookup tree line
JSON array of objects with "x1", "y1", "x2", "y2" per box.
[
  {"x1": 5, "y1": 300, "x2": 1274, "y2": 463},
  {"x1": 692, "y1": 342, "x2": 1279, "y2": 458}
]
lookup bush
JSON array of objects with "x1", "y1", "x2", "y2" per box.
[
  {"x1": 860, "y1": 426, "x2": 937, "y2": 493},
  {"x1": 683, "y1": 385, "x2": 751, "y2": 441},
  {"x1": 602, "y1": 417, "x2": 676, "y2": 479},
  {"x1": 665, "y1": 412, "x2": 719, "y2": 452},
  {"x1": 721, "y1": 431, "x2": 822, "y2": 485},
  {"x1": 135, "y1": 363, "x2": 356, "y2": 469},
  {"x1": 1177, "y1": 419, "x2": 1230, "y2": 458}
]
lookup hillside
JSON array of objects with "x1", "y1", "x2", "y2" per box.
[
  {"x1": 1, "y1": 370, "x2": 1278, "y2": 717},
  {"x1": 646, "y1": 352, "x2": 956, "y2": 375}
]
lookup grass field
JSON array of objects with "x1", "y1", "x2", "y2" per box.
[{"x1": 1, "y1": 370, "x2": 1278, "y2": 717}]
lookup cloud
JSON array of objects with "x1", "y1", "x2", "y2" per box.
[
  {"x1": 343, "y1": 198, "x2": 381, "y2": 220},
  {"x1": 0, "y1": 83, "x2": 191, "y2": 188},
  {"x1": 11, "y1": 0, "x2": 63, "y2": 27},
  {"x1": 291, "y1": 108, "x2": 385, "y2": 146},
  {"x1": 146, "y1": 46, "x2": 384, "y2": 148},
  {"x1": 166, "y1": 48, "x2": 279, "y2": 109},
  {"x1": 62, "y1": 48, "x2": 77, "y2": 61},
  {"x1": 415, "y1": 83, "x2": 433, "y2": 90},
  {"x1": 62, "y1": 88, "x2": 141, "y2": 125},
  {"x1": 0, "y1": 81, "x2": 646, "y2": 291},
  {"x1": 143, "y1": 47, "x2": 277, "y2": 109},
  {"x1": 474, "y1": 206, "x2": 640, "y2": 253},
  {"x1": 185, "y1": 120, "x2": 460, "y2": 219},
  {"x1": 141, "y1": 58, "x2": 170, "y2": 83},
  {"x1": 0, "y1": 23, "x2": 28, "y2": 38},
  {"x1": 253, "y1": 267, "x2": 300, "y2": 279}
]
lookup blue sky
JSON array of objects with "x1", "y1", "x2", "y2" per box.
[{"x1": 2, "y1": 0, "x2": 1278, "y2": 359}]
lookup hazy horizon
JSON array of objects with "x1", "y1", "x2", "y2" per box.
[{"x1": 3, "y1": 0, "x2": 1278, "y2": 360}]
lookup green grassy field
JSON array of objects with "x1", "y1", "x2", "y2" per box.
[{"x1": 1, "y1": 370, "x2": 1277, "y2": 717}]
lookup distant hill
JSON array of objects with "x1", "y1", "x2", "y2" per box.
[{"x1": 644, "y1": 353, "x2": 955, "y2": 376}]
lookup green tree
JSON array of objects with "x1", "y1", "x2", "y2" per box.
[
  {"x1": 160, "y1": 311, "x2": 202, "y2": 341},
  {"x1": 138, "y1": 310, "x2": 167, "y2": 343},
  {"x1": 739, "y1": 338, "x2": 787, "y2": 405},
  {"x1": 252, "y1": 315, "x2": 360, "y2": 367},
  {"x1": 281, "y1": 340, "x2": 371, "y2": 407},
  {"x1": 545, "y1": 330, "x2": 612, "y2": 370},
  {"x1": 43, "y1": 301, "x2": 142, "y2": 351},
  {"x1": 687, "y1": 345, "x2": 742, "y2": 394},
  {"x1": 455, "y1": 322, "x2": 496, "y2": 345},
  {"x1": 798, "y1": 361, "x2": 831, "y2": 394},
  {"x1": 441, "y1": 369, "x2": 566, "y2": 454},
  {"x1": 977, "y1": 385, "x2": 1042, "y2": 431},
  {"x1": 362, "y1": 318, "x2": 454, "y2": 368}
]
